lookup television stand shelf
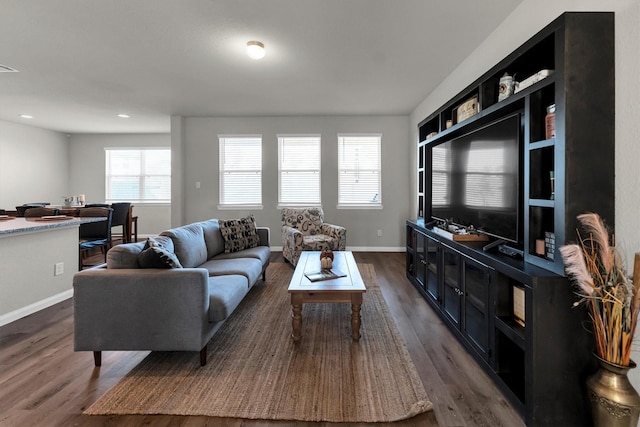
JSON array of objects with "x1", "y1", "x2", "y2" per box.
[{"x1": 406, "y1": 220, "x2": 593, "y2": 425}]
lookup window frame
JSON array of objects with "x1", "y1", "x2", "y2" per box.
[
  {"x1": 218, "y1": 134, "x2": 263, "y2": 210},
  {"x1": 104, "y1": 147, "x2": 172, "y2": 204},
  {"x1": 277, "y1": 134, "x2": 322, "y2": 208},
  {"x1": 337, "y1": 133, "x2": 383, "y2": 209}
]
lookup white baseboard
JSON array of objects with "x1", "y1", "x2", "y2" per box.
[{"x1": 0, "y1": 289, "x2": 73, "y2": 327}]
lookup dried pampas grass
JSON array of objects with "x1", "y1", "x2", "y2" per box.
[{"x1": 561, "y1": 213, "x2": 640, "y2": 366}]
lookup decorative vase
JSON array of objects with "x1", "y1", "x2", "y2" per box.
[{"x1": 586, "y1": 354, "x2": 640, "y2": 427}]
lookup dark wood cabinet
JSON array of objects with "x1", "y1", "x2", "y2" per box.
[
  {"x1": 408, "y1": 12, "x2": 614, "y2": 426},
  {"x1": 407, "y1": 221, "x2": 593, "y2": 426},
  {"x1": 440, "y1": 243, "x2": 492, "y2": 361}
]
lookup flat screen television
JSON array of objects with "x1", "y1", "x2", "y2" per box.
[{"x1": 429, "y1": 113, "x2": 522, "y2": 244}]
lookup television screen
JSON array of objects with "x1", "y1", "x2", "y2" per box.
[{"x1": 430, "y1": 113, "x2": 522, "y2": 243}]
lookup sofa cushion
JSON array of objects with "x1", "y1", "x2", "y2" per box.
[
  {"x1": 207, "y1": 275, "x2": 249, "y2": 322},
  {"x1": 213, "y1": 245, "x2": 270, "y2": 266},
  {"x1": 219, "y1": 215, "x2": 260, "y2": 253},
  {"x1": 106, "y1": 241, "x2": 146, "y2": 269},
  {"x1": 138, "y1": 236, "x2": 183, "y2": 269},
  {"x1": 198, "y1": 219, "x2": 225, "y2": 259},
  {"x1": 200, "y1": 258, "x2": 263, "y2": 287},
  {"x1": 161, "y1": 223, "x2": 208, "y2": 268}
]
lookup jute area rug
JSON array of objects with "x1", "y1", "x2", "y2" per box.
[{"x1": 84, "y1": 263, "x2": 432, "y2": 423}]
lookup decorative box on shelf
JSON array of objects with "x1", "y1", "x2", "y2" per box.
[
  {"x1": 454, "y1": 96, "x2": 479, "y2": 124},
  {"x1": 512, "y1": 285, "x2": 526, "y2": 327},
  {"x1": 431, "y1": 226, "x2": 489, "y2": 242},
  {"x1": 514, "y1": 69, "x2": 554, "y2": 94},
  {"x1": 545, "y1": 231, "x2": 555, "y2": 260}
]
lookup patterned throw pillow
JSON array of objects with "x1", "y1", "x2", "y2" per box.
[
  {"x1": 138, "y1": 236, "x2": 183, "y2": 268},
  {"x1": 219, "y1": 215, "x2": 260, "y2": 253}
]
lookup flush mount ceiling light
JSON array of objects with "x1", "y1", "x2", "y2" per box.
[
  {"x1": 117, "y1": 113, "x2": 130, "y2": 118},
  {"x1": 246, "y1": 41, "x2": 265, "y2": 60},
  {"x1": 19, "y1": 114, "x2": 33, "y2": 119}
]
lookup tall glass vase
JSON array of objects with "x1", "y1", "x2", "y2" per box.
[{"x1": 586, "y1": 354, "x2": 640, "y2": 427}]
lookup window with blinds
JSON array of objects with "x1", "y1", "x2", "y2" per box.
[
  {"x1": 105, "y1": 148, "x2": 171, "y2": 203},
  {"x1": 278, "y1": 135, "x2": 321, "y2": 206},
  {"x1": 337, "y1": 134, "x2": 382, "y2": 208},
  {"x1": 219, "y1": 135, "x2": 262, "y2": 208}
]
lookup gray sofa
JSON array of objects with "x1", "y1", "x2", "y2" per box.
[{"x1": 73, "y1": 218, "x2": 270, "y2": 366}]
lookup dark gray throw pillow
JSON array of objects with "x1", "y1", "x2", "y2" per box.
[
  {"x1": 219, "y1": 215, "x2": 260, "y2": 253},
  {"x1": 138, "y1": 236, "x2": 183, "y2": 269}
]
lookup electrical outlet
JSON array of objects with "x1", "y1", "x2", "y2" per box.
[
  {"x1": 377, "y1": 229, "x2": 383, "y2": 237},
  {"x1": 195, "y1": 181, "x2": 201, "y2": 189},
  {"x1": 54, "y1": 262, "x2": 64, "y2": 276}
]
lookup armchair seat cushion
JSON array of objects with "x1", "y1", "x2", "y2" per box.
[{"x1": 302, "y1": 234, "x2": 338, "y2": 250}]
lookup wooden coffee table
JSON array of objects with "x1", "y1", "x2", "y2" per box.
[{"x1": 288, "y1": 251, "x2": 366, "y2": 342}]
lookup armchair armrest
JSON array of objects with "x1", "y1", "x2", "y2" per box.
[
  {"x1": 321, "y1": 223, "x2": 346, "y2": 251},
  {"x1": 282, "y1": 225, "x2": 303, "y2": 242},
  {"x1": 282, "y1": 225, "x2": 304, "y2": 265}
]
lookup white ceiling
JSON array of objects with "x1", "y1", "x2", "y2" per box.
[{"x1": 0, "y1": 0, "x2": 522, "y2": 134}]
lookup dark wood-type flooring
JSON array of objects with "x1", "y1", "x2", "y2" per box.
[{"x1": 0, "y1": 251, "x2": 524, "y2": 426}]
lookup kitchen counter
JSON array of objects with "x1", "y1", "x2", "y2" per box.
[
  {"x1": 0, "y1": 216, "x2": 106, "y2": 326},
  {"x1": 0, "y1": 216, "x2": 104, "y2": 236}
]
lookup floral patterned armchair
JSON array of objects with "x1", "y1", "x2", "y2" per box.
[{"x1": 281, "y1": 207, "x2": 346, "y2": 266}]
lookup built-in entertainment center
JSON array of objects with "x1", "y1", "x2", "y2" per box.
[{"x1": 406, "y1": 12, "x2": 614, "y2": 426}]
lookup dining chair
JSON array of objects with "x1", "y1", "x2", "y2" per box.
[
  {"x1": 109, "y1": 202, "x2": 132, "y2": 244},
  {"x1": 78, "y1": 207, "x2": 113, "y2": 270},
  {"x1": 23, "y1": 207, "x2": 59, "y2": 217},
  {"x1": 15, "y1": 202, "x2": 51, "y2": 217}
]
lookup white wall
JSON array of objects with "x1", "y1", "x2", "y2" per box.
[
  {"x1": 409, "y1": 0, "x2": 640, "y2": 388},
  {"x1": 0, "y1": 120, "x2": 69, "y2": 209},
  {"x1": 174, "y1": 115, "x2": 410, "y2": 250},
  {"x1": 68, "y1": 133, "x2": 172, "y2": 236}
]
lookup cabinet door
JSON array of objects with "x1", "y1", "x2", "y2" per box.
[
  {"x1": 415, "y1": 231, "x2": 426, "y2": 290},
  {"x1": 425, "y1": 236, "x2": 440, "y2": 302},
  {"x1": 441, "y1": 246, "x2": 461, "y2": 327},
  {"x1": 462, "y1": 257, "x2": 492, "y2": 359}
]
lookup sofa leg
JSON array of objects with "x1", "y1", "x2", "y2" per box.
[
  {"x1": 93, "y1": 351, "x2": 102, "y2": 367},
  {"x1": 200, "y1": 346, "x2": 207, "y2": 366}
]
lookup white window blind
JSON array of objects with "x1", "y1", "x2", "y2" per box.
[
  {"x1": 219, "y1": 135, "x2": 262, "y2": 207},
  {"x1": 431, "y1": 144, "x2": 449, "y2": 207},
  {"x1": 338, "y1": 134, "x2": 382, "y2": 207},
  {"x1": 105, "y1": 148, "x2": 171, "y2": 203},
  {"x1": 278, "y1": 135, "x2": 321, "y2": 206}
]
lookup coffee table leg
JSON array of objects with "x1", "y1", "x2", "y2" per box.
[
  {"x1": 291, "y1": 303, "x2": 302, "y2": 342},
  {"x1": 351, "y1": 303, "x2": 362, "y2": 342}
]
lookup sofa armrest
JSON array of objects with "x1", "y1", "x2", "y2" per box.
[
  {"x1": 73, "y1": 268, "x2": 211, "y2": 352},
  {"x1": 257, "y1": 226, "x2": 270, "y2": 246}
]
